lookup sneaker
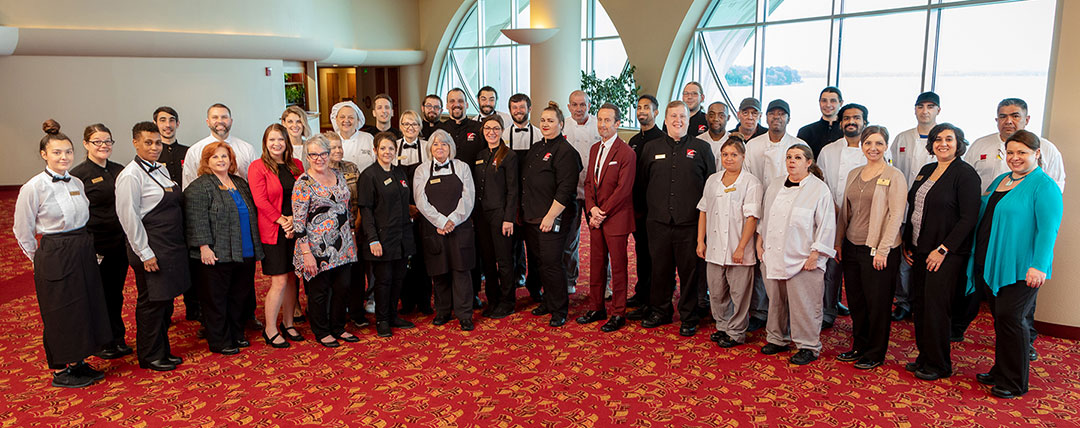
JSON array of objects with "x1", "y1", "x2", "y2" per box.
[
  {"x1": 71, "y1": 362, "x2": 105, "y2": 381},
  {"x1": 789, "y1": 349, "x2": 818, "y2": 365},
  {"x1": 51, "y1": 367, "x2": 94, "y2": 388}
]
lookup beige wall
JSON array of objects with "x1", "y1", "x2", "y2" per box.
[{"x1": 600, "y1": 0, "x2": 706, "y2": 101}]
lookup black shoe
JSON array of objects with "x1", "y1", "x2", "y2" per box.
[
  {"x1": 576, "y1": 310, "x2": 608, "y2": 324},
  {"x1": 246, "y1": 318, "x2": 264, "y2": 331},
  {"x1": 460, "y1": 319, "x2": 475, "y2": 331},
  {"x1": 51, "y1": 368, "x2": 94, "y2": 388},
  {"x1": 95, "y1": 344, "x2": 129, "y2": 360},
  {"x1": 531, "y1": 306, "x2": 551, "y2": 316},
  {"x1": 821, "y1": 319, "x2": 834, "y2": 329},
  {"x1": 976, "y1": 373, "x2": 996, "y2": 386},
  {"x1": 376, "y1": 321, "x2": 392, "y2": 337},
  {"x1": 214, "y1": 346, "x2": 241, "y2": 355},
  {"x1": 760, "y1": 343, "x2": 789, "y2": 355},
  {"x1": 837, "y1": 302, "x2": 850, "y2": 316},
  {"x1": 990, "y1": 386, "x2": 1021, "y2": 399},
  {"x1": 789, "y1": 349, "x2": 818, "y2": 365},
  {"x1": 854, "y1": 358, "x2": 882, "y2": 370},
  {"x1": 600, "y1": 316, "x2": 625, "y2": 332},
  {"x1": 641, "y1": 313, "x2": 672, "y2": 329},
  {"x1": 891, "y1": 306, "x2": 911, "y2": 321},
  {"x1": 1029, "y1": 346, "x2": 1038, "y2": 361},
  {"x1": 319, "y1": 337, "x2": 340, "y2": 348},
  {"x1": 165, "y1": 354, "x2": 183, "y2": 365},
  {"x1": 433, "y1": 315, "x2": 453, "y2": 326},
  {"x1": 746, "y1": 317, "x2": 766, "y2": 332},
  {"x1": 139, "y1": 359, "x2": 176, "y2": 372},
  {"x1": 716, "y1": 337, "x2": 741, "y2": 348},
  {"x1": 626, "y1": 308, "x2": 649, "y2": 321},
  {"x1": 71, "y1": 362, "x2": 105, "y2": 381},
  {"x1": 549, "y1": 315, "x2": 567, "y2": 327},
  {"x1": 280, "y1": 324, "x2": 305, "y2": 341},
  {"x1": 391, "y1": 318, "x2": 416, "y2": 329},
  {"x1": 710, "y1": 331, "x2": 730, "y2": 342},
  {"x1": 837, "y1": 350, "x2": 862, "y2": 362},
  {"x1": 626, "y1": 295, "x2": 645, "y2": 308},
  {"x1": 334, "y1": 333, "x2": 360, "y2": 343},
  {"x1": 236, "y1": 339, "x2": 251, "y2": 348},
  {"x1": 116, "y1": 343, "x2": 134, "y2": 355},
  {"x1": 914, "y1": 368, "x2": 949, "y2": 380},
  {"x1": 473, "y1": 295, "x2": 485, "y2": 309},
  {"x1": 263, "y1": 330, "x2": 290, "y2": 348},
  {"x1": 905, "y1": 362, "x2": 920, "y2": 372},
  {"x1": 679, "y1": 323, "x2": 698, "y2": 337},
  {"x1": 488, "y1": 306, "x2": 514, "y2": 319},
  {"x1": 352, "y1": 317, "x2": 371, "y2": 328}
]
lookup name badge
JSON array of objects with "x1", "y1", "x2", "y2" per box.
[
  {"x1": 218, "y1": 185, "x2": 228, "y2": 190},
  {"x1": 91, "y1": 176, "x2": 104, "y2": 184},
  {"x1": 383, "y1": 178, "x2": 392, "y2": 186},
  {"x1": 654, "y1": 154, "x2": 666, "y2": 160},
  {"x1": 163, "y1": 187, "x2": 173, "y2": 192},
  {"x1": 345, "y1": 173, "x2": 358, "y2": 180},
  {"x1": 876, "y1": 178, "x2": 890, "y2": 186},
  {"x1": 915, "y1": 175, "x2": 924, "y2": 181},
  {"x1": 475, "y1": 159, "x2": 484, "y2": 165},
  {"x1": 69, "y1": 191, "x2": 80, "y2": 196},
  {"x1": 397, "y1": 155, "x2": 408, "y2": 161},
  {"x1": 724, "y1": 187, "x2": 737, "y2": 193},
  {"x1": 430, "y1": 178, "x2": 442, "y2": 184}
]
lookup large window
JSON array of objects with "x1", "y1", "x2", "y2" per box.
[
  {"x1": 677, "y1": 0, "x2": 1057, "y2": 138},
  {"x1": 438, "y1": 0, "x2": 628, "y2": 116}
]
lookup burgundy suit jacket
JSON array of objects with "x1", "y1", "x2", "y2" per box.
[{"x1": 584, "y1": 137, "x2": 636, "y2": 236}]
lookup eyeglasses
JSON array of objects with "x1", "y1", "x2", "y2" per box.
[
  {"x1": 88, "y1": 139, "x2": 115, "y2": 147},
  {"x1": 307, "y1": 151, "x2": 330, "y2": 160},
  {"x1": 482, "y1": 126, "x2": 503, "y2": 132},
  {"x1": 422, "y1": 104, "x2": 441, "y2": 110},
  {"x1": 401, "y1": 122, "x2": 420, "y2": 129}
]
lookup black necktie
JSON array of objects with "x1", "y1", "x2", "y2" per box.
[
  {"x1": 49, "y1": 173, "x2": 71, "y2": 183},
  {"x1": 434, "y1": 163, "x2": 449, "y2": 171}
]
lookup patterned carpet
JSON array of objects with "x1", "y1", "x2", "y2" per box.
[{"x1": 1, "y1": 188, "x2": 1079, "y2": 427}]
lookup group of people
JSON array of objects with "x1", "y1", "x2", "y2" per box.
[{"x1": 14, "y1": 83, "x2": 1063, "y2": 400}]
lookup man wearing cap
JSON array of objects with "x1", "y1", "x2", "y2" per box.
[
  {"x1": 889, "y1": 91, "x2": 941, "y2": 322},
  {"x1": 665, "y1": 82, "x2": 710, "y2": 138},
  {"x1": 730, "y1": 98, "x2": 768, "y2": 142},
  {"x1": 797, "y1": 87, "x2": 844, "y2": 157}
]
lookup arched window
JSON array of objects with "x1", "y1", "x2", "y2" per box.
[
  {"x1": 676, "y1": 0, "x2": 1057, "y2": 137},
  {"x1": 437, "y1": 0, "x2": 628, "y2": 116}
]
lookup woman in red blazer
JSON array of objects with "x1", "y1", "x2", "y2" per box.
[
  {"x1": 248, "y1": 124, "x2": 305, "y2": 347},
  {"x1": 578, "y1": 104, "x2": 636, "y2": 332}
]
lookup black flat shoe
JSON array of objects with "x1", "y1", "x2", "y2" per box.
[
  {"x1": 914, "y1": 368, "x2": 949, "y2": 380},
  {"x1": 760, "y1": 343, "x2": 789, "y2": 355},
  {"x1": 214, "y1": 346, "x2": 240, "y2": 355},
  {"x1": 549, "y1": 315, "x2": 567, "y2": 327},
  {"x1": 165, "y1": 354, "x2": 183, "y2": 365},
  {"x1": 433, "y1": 315, "x2": 453, "y2": 326},
  {"x1": 488, "y1": 306, "x2": 514, "y2": 319},
  {"x1": 460, "y1": 319, "x2": 475, "y2": 331},
  {"x1": 976, "y1": 373, "x2": 996, "y2": 386},
  {"x1": 236, "y1": 339, "x2": 251, "y2": 348},
  {"x1": 641, "y1": 313, "x2": 672, "y2": 329},
  {"x1": 837, "y1": 350, "x2": 862, "y2": 362},
  {"x1": 376, "y1": 321, "x2": 392, "y2": 337},
  {"x1": 334, "y1": 333, "x2": 360, "y2": 343},
  {"x1": 95, "y1": 345, "x2": 128, "y2": 360},
  {"x1": 575, "y1": 310, "x2": 608, "y2": 324},
  {"x1": 821, "y1": 319, "x2": 834, "y2": 329},
  {"x1": 280, "y1": 324, "x2": 305, "y2": 341},
  {"x1": 139, "y1": 359, "x2": 176, "y2": 372},
  {"x1": 391, "y1": 318, "x2": 416, "y2": 329},
  {"x1": 293, "y1": 313, "x2": 306, "y2": 324},
  {"x1": 352, "y1": 317, "x2": 371, "y2": 328},
  {"x1": 991, "y1": 386, "x2": 1021, "y2": 399},
  {"x1": 51, "y1": 367, "x2": 94, "y2": 388},
  {"x1": 600, "y1": 316, "x2": 625, "y2": 332},
  {"x1": 531, "y1": 306, "x2": 551, "y2": 316},
  {"x1": 246, "y1": 318, "x2": 265, "y2": 331},
  {"x1": 319, "y1": 337, "x2": 340, "y2": 348},
  {"x1": 626, "y1": 295, "x2": 645, "y2": 308},
  {"x1": 263, "y1": 330, "x2": 290, "y2": 348},
  {"x1": 679, "y1": 323, "x2": 698, "y2": 337}
]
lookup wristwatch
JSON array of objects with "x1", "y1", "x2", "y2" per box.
[{"x1": 936, "y1": 245, "x2": 948, "y2": 255}]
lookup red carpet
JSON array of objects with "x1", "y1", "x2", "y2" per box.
[{"x1": 1, "y1": 191, "x2": 1079, "y2": 426}]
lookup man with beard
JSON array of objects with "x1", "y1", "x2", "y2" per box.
[
  {"x1": 625, "y1": 94, "x2": 664, "y2": 315},
  {"x1": 731, "y1": 98, "x2": 768, "y2": 142},
  {"x1": 153, "y1": 106, "x2": 200, "y2": 322},
  {"x1": 797, "y1": 87, "x2": 844, "y2": 157},
  {"x1": 562, "y1": 90, "x2": 601, "y2": 295},
  {"x1": 503, "y1": 93, "x2": 544, "y2": 299},
  {"x1": 473, "y1": 86, "x2": 514, "y2": 128},
  {"x1": 438, "y1": 88, "x2": 483, "y2": 164},
  {"x1": 331, "y1": 100, "x2": 376, "y2": 171},
  {"x1": 817, "y1": 103, "x2": 870, "y2": 329},
  {"x1": 665, "y1": 82, "x2": 709, "y2": 138},
  {"x1": 421, "y1": 94, "x2": 443, "y2": 140},
  {"x1": 360, "y1": 93, "x2": 403, "y2": 139},
  {"x1": 182, "y1": 103, "x2": 255, "y2": 190},
  {"x1": 698, "y1": 101, "x2": 730, "y2": 169}
]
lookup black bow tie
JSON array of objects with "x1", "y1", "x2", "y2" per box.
[
  {"x1": 402, "y1": 142, "x2": 418, "y2": 149},
  {"x1": 514, "y1": 127, "x2": 530, "y2": 133},
  {"x1": 434, "y1": 163, "x2": 450, "y2": 171},
  {"x1": 49, "y1": 173, "x2": 71, "y2": 183}
]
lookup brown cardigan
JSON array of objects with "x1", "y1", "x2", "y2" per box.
[{"x1": 835, "y1": 164, "x2": 908, "y2": 255}]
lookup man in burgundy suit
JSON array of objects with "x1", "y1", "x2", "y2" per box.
[{"x1": 576, "y1": 103, "x2": 636, "y2": 332}]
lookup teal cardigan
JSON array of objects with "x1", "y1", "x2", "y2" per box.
[{"x1": 966, "y1": 167, "x2": 1063, "y2": 296}]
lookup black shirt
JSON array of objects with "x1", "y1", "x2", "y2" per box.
[
  {"x1": 361, "y1": 125, "x2": 403, "y2": 140},
  {"x1": 277, "y1": 163, "x2": 296, "y2": 216},
  {"x1": 729, "y1": 124, "x2": 768, "y2": 141},
  {"x1": 158, "y1": 141, "x2": 189, "y2": 183},
  {"x1": 663, "y1": 109, "x2": 709, "y2": 138},
  {"x1": 472, "y1": 146, "x2": 520, "y2": 222},
  {"x1": 797, "y1": 117, "x2": 843, "y2": 157},
  {"x1": 70, "y1": 159, "x2": 126, "y2": 249},
  {"x1": 357, "y1": 163, "x2": 415, "y2": 261},
  {"x1": 628, "y1": 125, "x2": 665, "y2": 216},
  {"x1": 421, "y1": 120, "x2": 440, "y2": 140},
  {"x1": 437, "y1": 118, "x2": 483, "y2": 164},
  {"x1": 520, "y1": 136, "x2": 582, "y2": 223},
  {"x1": 638, "y1": 134, "x2": 716, "y2": 226}
]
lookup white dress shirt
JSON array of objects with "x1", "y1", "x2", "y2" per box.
[
  {"x1": 964, "y1": 133, "x2": 1066, "y2": 193},
  {"x1": 591, "y1": 134, "x2": 618, "y2": 183},
  {"x1": 503, "y1": 123, "x2": 542, "y2": 151},
  {"x1": 394, "y1": 137, "x2": 428, "y2": 168},
  {"x1": 182, "y1": 134, "x2": 256, "y2": 190},
  {"x1": 13, "y1": 168, "x2": 91, "y2": 260},
  {"x1": 698, "y1": 131, "x2": 730, "y2": 171},
  {"x1": 817, "y1": 138, "x2": 868, "y2": 207},
  {"x1": 745, "y1": 132, "x2": 805, "y2": 194},
  {"x1": 341, "y1": 130, "x2": 376, "y2": 173},
  {"x1": 759, "y1": 175, "x2": 836, "y2": 280},
  {"x1": 412, "y1": 158, "x2": 476, "y2": 228},
  {"x1": 564, "y1": 114, "x2": 601, "y2": 200},
  {"x1": 890, "y1": 127, "x2": 936, "y2": 187},
  {"x1": 115, "y1": 157, "x2": 177, "y2": 262},
  {"x1": 696, "y1": 170, "x2": 763, "y2": 266}
]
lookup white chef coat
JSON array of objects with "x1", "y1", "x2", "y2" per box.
[
  {"x1": 759, "y1": 174, "x2": 836, "y2": 280},
  {"x1": 341, "y1": 130, "x2": 376, "y2": 173},
  {"x1": 115, "y1": 157, "x2": 177, "y2": 262},
  {"x1": 182, "y1": 134, "x2": 256, "y2": 190},
  {"x1": 13, "y1": 168, "x2": 91, "y2": 260},
  {"x1": 564, "y1": 114, "x2": 601, "y2": 200},
  {"x1": 698, "y1": 131, "x2": 730, "y2": 171},
  {"x1": 696, "y1": 169, "x2": 763, "y2": 266},
  {"x1": 964, "y1": 133, "x2": 1066, "y2": 193},
  {"x1": 745, "y1": 132, "x2": 805, "y2": 194},
  {"x1": 890, "y1": 128, "x2": 936, "y2": 188}
]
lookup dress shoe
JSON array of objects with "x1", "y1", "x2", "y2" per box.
[
  {"x1": 600, "y1": 316, "x2": 625, "y2": 332},
  {"x1": 837, "y1": 302, "x2": 850, "y2": 316},
  {"x1": 214, "y1": 346, "x2": 241, "y2": 355},
  {"x1": 318, "y1": 337, "x2": 340, "y2": 348},
  {"x1": 679, "y1": 323, "x2": 698, "y2": 337},
  {"x1": 263, "y1": 330, "x2": 290, "y2": 348},
  {"x1": 165, "y1": 354, "x2": 183, "y2": 365},
  {"x1": 991, "y1": 386, "x2": 1021, "y2": 399},
  {"x1": 236, "y1": 339, "x2": 251, "y2": 348},
  {"x1": 626, "y1": 308, "x2": 649, "y2": 321},
  {"x1": 821, "y1": 319, "x2": 834, "y2": 329},
  {"x1": 549, "y1": 315, "x2": 567, "y2": 327},
  {"x1": 836, "y1": 350, "x2": 863, "y2": 362},
  {"x1": 280, "y1": 324, "x2": 305, "y2": 341},
  {"x1": 488, "y1": 305, "x2": 514, "y2": 319},
  {"x1": 625, "y1": 295, "x2": 646, "y2": 308},
  {"x1": 246, "y1": 318, "x2": 264, "y2": 331},
  {"x1": 391, "y1": 318, "x2": 416, "y2": 329},
  {"x1": 95, "y1": 344, "x2": 131, "y2": 360},
  {"x1": 576, "y1": 310, "x2": 608, "y2": 324},
  {"x1": 914, "y1": 368, "x2": 949, "y2": 381},
  {"x1": 891, "y1": 306, "x2": 911, "y2": 322},
  {"x1": 51, "y1": 367, "x2": 94, "y2": 388},
  {"x1": 747, "y1": 317, "x2": 767, "y2": 332},
  {"x1": 976, "y1": 373, "x2": 996, "y2": 386},
  {"x1": 854, "y1": 358, "x2": 883, "y2": 370},
  {"x1": 1029, "y1": 346, "x2": 1038, "y2": 361},
  {"x1": 334, "y1": 333, "x2": 360, "y2": 343},
  {"x1": 531, "y1": 306, "x2": 551, "y2": 316},
  {"x1": 352, "y1": 317, "x2": 371, "y2": 328},
  {"x1": 716, "y1": 337, "x2": 742, "y2": 348},
  {"x1": 641, "y1": 313, "x2": 672, "y2": 329},
  {"x1": 710, "y1": 331, "x2": 730, "y2": 343},
  {"x1": 116, "y1": 343, "x2": 134, "y2": 355},
  {"x1": 904, "y1": 362, "x2": 920, "y2": 372},
  {"x1": 376, "y1": 321, "x2": 392, "y2": 337},
  {"x1": 760, "y1": 343, "x2": 789, "y2": 355},
  {"x1": 790, "y1": 349, "x2": 818, "y2": 365},
  {"x1": 433, "y1": 315, "x2": 453, "y2": 326},
  {"x1": 139, "y1": 359, "x2": 177, "y2": 372},
  {"x1": 72, "y1": 362, "x2": 105, "y2": 381},
  {"x1": 460, "y1": 319, "x2": 475, "y2": 331}
]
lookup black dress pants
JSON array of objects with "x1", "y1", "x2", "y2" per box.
[
  {"x1": 476, "y1": 208, "x2": 516, "y2": 311},
  {"x1": 307, "y1": 264, "x2": 352, "y2": 339},
  {"x1": 433, "y1": 270, "x2": 474, "y2": 320},
  {"x1": 911, "y1": 251, "x2": 966, "y2": 376},
  {"x1": 132, "y1": 268, "x2": 174, "y2": 365},
  {"x1": 524, "y1": 222, "x2": 571, "y2": 318},
  {"x1": 646, "y1": 221, "x2": 702, "y2": 324},
  {"x1": 842, "y1": 240, "x2": 899, "y2": 362},
  {"x1": 347, "y1": 259, "x2": 372, "y2": 322},
  {"x1": 631, "y1": 216, "x2": 652, "y2": 302},
  {"x1": 197, "y1": 259, "x2": 256, "y2": 352},
  {"x1": 400, "y1": 222, "x2": 433, "y2": 312},
  {"x1": 371, "y1": 259, "x2": 407, "y2": 323},
  {"x1": 985, "y1": 277, "x2": 1038, "y2": 395},
  {"x1": 97, "y1": 244, "x2": 129, "y2": 346}
]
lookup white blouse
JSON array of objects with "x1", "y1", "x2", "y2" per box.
[
  {"x1": 115, "y1": 157, "x2": 177, "y2": 262},
  {"x1": 696, "y1": 170, "x2": 763, "y2": 266},
  {"x1": 412, "y1": 158, "x2": 476, "y2": 229},
  {"x1": 759, "y1": 174, "x2": 836, "y2": 280},
  {"x1": 13, "y1": 168, "x2": 90, "y2": 260}
]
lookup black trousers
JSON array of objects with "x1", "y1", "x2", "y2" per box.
[
  {"x1": 646, "y1": 220, "x2": 702, "y2": 324},
  {"x1": 197, "y1": 259, "x2": 255, "y2": 352},
  {"x1": 911, "y1": 251, "x2": 966, "y2": 376},
  {"x1": 97, "y1": 244, "x2": 129, "y2": 346},
  {"x1": 524, "y1": 222, "x2": 571, "y2": 317},
  {"x1": 183, "y1": 258, "x2": 201, "y2": 316},
  {"x1": 133, "y1": 269, "x2": 174, "y2": 365},
  {"x1": 985, "y1": 277, "x2": 1038, "y2": 395},
  {"x1": 842, "y1": 240, "x2": 900, "y2": 362},
  {"x1": 371, "y1": 259, "x2": 407, "y2": 323},
  {"x1": 433, "y1": 269, "x2": 474, "y2": 320},
  {"x1": 631, "y1": 216, "x2": 652, "y2": 302},
  {"x1": 347, "y1": 259, "x2": 371, "y2": 322},
  {"x1": 400, "y1": 222, "x2": 433, "y2": 312},
  {"x1": 307, "y1": 264, "x2": 352, "y2": 339},
  {"x1": 476, "y1": 208, "x2": 517, "y2": 311}
]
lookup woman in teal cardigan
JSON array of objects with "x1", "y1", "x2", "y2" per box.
[{"x1": 966, "y1": 130, "x2": 1063, "y2": 399}]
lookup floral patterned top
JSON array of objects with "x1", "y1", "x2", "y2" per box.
[{"x1": 292, "y1": 169, "x2": 358, "y2": 280}]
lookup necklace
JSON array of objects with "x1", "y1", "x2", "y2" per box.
[{"x1": 1005, "y1": 172, "x2": 1027, "y2": 186}]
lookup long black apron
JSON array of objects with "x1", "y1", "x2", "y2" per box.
[
  {"x1": 34, "y1": 227, "x2": 112, "y2": 367},
  {"x1": 126, "y1": 168, "x2": 191, "y2": 301},
  {"x1": 421, "y1": 161, "x2": 475, "y2": 276}
]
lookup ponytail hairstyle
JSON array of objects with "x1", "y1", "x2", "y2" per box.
[
  {"x1": 543, "y1": 101, "x2": 565, "y2": 130},
  {"x1": 40, "y1": 119, "x2": 71, "y2": 153},
  {"x1": 481, "y1": 114, "x2": 509, "y2": 170},
  {"x1": 788, "y1": 143, "x2": 824, "y2": 180}
]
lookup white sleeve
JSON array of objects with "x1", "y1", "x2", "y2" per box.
[
  {"x1": 1042, "y1": 142, "x2": 1066, "y2": 193},
  {"x1": 447, "y1": 161, "x2": 475, "y2": 226},
  {"x1": 13, "y1": 182, "x2": 40, "y2": 260},
  {"x1": 115, "y1": 173, "x2": 155, "y2": 261},
  {"x1": 743, "y1": 177, "x2": 763, "y2": 219},
  {"x1": 412, "y1": 162, "x2": 447, "y2": 227},
  {"x1": 811, "y1": 188, "x2": 837, "y2": 258},
  {"x1": 182, "y1": 145, "x2": 200, "y2": 190}
]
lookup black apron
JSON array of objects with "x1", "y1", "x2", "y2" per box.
[
  {"x1": 34, "y1": 227, "x2": 113, "y2": 366},
  {"x1": 126, "y1": 165, "x2": 191, "y2": 301},
  {"x1": 422, "y1": 161, "x2": 475, "y2": 275}
]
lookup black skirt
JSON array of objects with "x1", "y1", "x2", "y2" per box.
[
  {"x1": 261, "y1": 226, "x2": 297, "y2": 276},
  {"x1": 33, "y1": 228, "x2": 112, "y2": 367}
]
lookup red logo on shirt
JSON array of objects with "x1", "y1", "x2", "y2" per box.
[
  {"x1": 543, "y1": 152, "x2": 552, "y2": 161},
  {"x1": 467, "y1": 132, "x2": 476, "y2": 141},
  {"x1": 400, "y1": 179, "x2": 408, "y2": 187},
  {"x1": 980, "y1": 154, "x2": 987, "y2": 160},
  {"x1": 686, "y1": 149, "x2": 696, "y2": 159},
  {"x1": 899, "y1": 147, "x2": 905, "y2": 152},
  {"x1": 698, "y1": 124, "x2": 707, "y2": 133}
]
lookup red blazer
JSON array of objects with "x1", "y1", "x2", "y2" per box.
[
  {"x1": 248, "y1": 158, "x2": 304, "y2": 244},
  {"x1": 584, "y1": 137, "x2": 636, "y2": 235}
]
